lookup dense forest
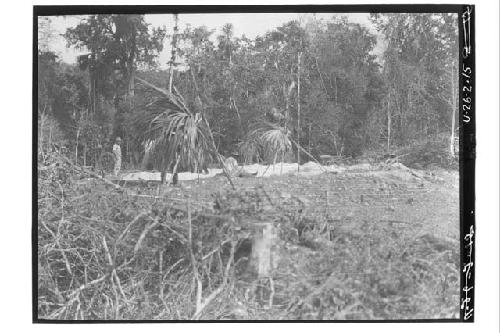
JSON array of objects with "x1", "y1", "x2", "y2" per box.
[{"x1": 38, "y1": 13, "x2": 458, "y2": 171}]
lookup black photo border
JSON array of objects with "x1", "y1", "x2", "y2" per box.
[
  {"x1": 458, "y1": 4, "x2": 475, "y2": 323},
  {"x1": 33, "y1": 4, "x2": 475, "y2": 323}
]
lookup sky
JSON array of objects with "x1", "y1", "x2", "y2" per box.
[{"x1": 42, "y1": 13, "x2": 384, "y2": 68}]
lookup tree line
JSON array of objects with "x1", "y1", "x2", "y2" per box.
[{"x1": 37, "y1": 13, "x2": 458, "y2": 171}]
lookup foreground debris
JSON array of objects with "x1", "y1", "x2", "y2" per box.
[{"x1": 38, "y1": 152, "x2": 459, "y2": 320}]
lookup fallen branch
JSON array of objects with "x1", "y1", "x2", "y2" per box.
[
  {"x1": 102, "y1": 237, "x2": 128, "y2": 303},
  {"x1": 48, "y1": 273, "x2": 110, "y2": 319},
  {"x1": 333, "y1": 301, "x2": 363, "y2": 320},
  {"x1": 118, "y1": 192, "x2": 211, "y2": 210},
  {"x1": 191, "y1": 285, "x2": 224, "y2": 320},
  {"x1": 40, "y1": 219, "x2": 73, "y2": 276},
  {"x1": 289, "y1": 137, "x2": 328, "y2": 172},
  {"x1": 187, "y1": 200, "x2": 203, "y2": 313},
  {"x1": 58, "y1": 154, "x2": 122, "y2": 190},
  {"x1": 133, "y1": 218, "x2": 160, "y2": 255},
  {"x1": 191, "y1": 239, "x2": 235, "y2": 320},
  {"x1": 116, "y1": 211, "x2": 148, "y2": 245},
  {"x1": 268, "y1": 277, "x2": 275, "y2": 307}
]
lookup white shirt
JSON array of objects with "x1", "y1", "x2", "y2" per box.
[{"x1": 113, "y1": 144, "x2": 121, "y2": 160}]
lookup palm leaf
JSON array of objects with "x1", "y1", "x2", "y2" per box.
[
  {"x1": 241, "y1": 120, "x2": 292, "y2": 164},
  {"x1": 142, "y1": 107, "x2": 213, "y2": 171},
  {"x1": 133, "y1": 77, "x2": 221, "y2": 173}
]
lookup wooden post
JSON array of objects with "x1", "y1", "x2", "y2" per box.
[{"x1": 251, "y1": 222, "x2": 276, "y2": 278}]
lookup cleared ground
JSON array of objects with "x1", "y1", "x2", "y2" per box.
[{"x1": 122, "y1": 164, "x2": 461, "y2": 319}]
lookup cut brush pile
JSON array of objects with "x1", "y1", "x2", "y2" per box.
[{"x1": 38, "y1": 151, "x2": 459, "y2": 320}]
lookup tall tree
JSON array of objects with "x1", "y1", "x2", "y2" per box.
[
  {"x1": 64, "y1": 15, "x2": 166, "y2": 164},
  {"x1": 65, "y1": 14, "x2": 165, "y2": 113},
  {"x1": 168, "y1": 14, "x2": 179, "y2": 93},
  {"x1": 372, "y1": 13, "x2": 459, "y2": 149},
  {"x1": 305, "y1": 17, "x2": 383, "y2": 156}
]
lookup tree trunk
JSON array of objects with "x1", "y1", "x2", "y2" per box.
[
  {"x1": 280, "y1": 151, "x2": 284, "y2": 175},
  {"x1": 190, "y1": 68, "x2": 204, "y2": 109},
  {"x1": 308, "y1": 123, "x2": 312, "y2": 154},
  {"x1": 168, "y1": 67, "x2": 175, "y2": 94},
  {"x1": 333, "y1": 135, "x2": 338, "y2": 156},
  {"x1": 387, "y1": 97, "x2": 392, "y2": 152},
  {"x1": 128, "y1": 23, "x2": 136, "y2": 102},
  {"x1": 170, "y1": 15, "x2": 179, "y2": 183},
  {"x1": 93, "y1": 78, "x2": 96, "y2": 115},
  {"x1": 128, "y1": 67, "x2": 135, "y2": 99},
  {"x1": 450, "y1": 102, "x2": 456, "y2": 156},
  {"x1": 48, "y1": 122, "x2": 53, "y2": 150},
  {"x1": 141, "y1": 150, "x2": 151, "y2": 170},
  {"x1": 283, "y1": 83, "x2": 289, "y2": 129},
  {"x1": 314, "y1": 56, "x2": 329, "y2": 96},
  {"x1": 39, "y1": 113, "x2": 46, "y2": 155},
  {"x1": 334, "y1": 76, "x2": 338, "y2": 105},
  {"x1": 297, "y1": 52, "x2": 301, "y2": 172},
  {"x1": 75, "y1": 127, "x2": 80, "y2": 164},
  {"x1": 83, "y1": 144, "x2": 87, "y2": 167},
  {"x1": 170, "y1": 154, "x2": 181, "y2": 185},
  {"x1": 168, "y1": 14, "x2": 179, "y2": 92},
  {"x1": 88, "y1": 68, "x2": 93, "y2": 114}
]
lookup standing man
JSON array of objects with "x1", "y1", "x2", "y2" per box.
[{"x1": 113, "y1": 137, "x2": 122, "y2": 177}]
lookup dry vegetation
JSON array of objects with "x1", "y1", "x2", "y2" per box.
[{"x1": 37, "y1": 143, "x2": 459, "y2": 320}]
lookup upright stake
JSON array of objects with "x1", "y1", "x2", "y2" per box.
[{"x1": 252, "y1": 222, "x2": 275, "y2": 278}]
